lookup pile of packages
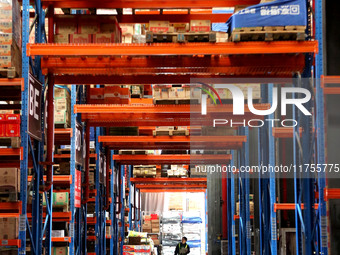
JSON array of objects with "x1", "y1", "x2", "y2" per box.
[
  {"x1": 162, "y1": 211, "x2": 182, "y2": 254},
  {"x1": 182, "y1": 212, "x2": 203, "y2": 255},
  {"x1": 54, "y1": 15, "x2": 121, "y2": 43}
]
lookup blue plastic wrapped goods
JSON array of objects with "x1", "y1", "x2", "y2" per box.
[{"x1": 226, "y1": 0, "x2": 307, "y2": 32}]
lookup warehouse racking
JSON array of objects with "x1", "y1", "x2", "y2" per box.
[{"x1": 0, "y1": 0, "x2": 337, "y2": 254}]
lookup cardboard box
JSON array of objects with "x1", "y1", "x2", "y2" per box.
[
  {"x1": 153, "y1": 239, "x2": 160, "y2": 245},
  {"x1": 0, "y1": 218, "x2": 18, "y2": 239},
  {"x1": 120, "y1": 87, "x2": 130, "y2": 104},
  {"x1": 120, "y1": 24, "x2": 134, "y2": 35},
  {"x1": 171, "y1": 23, "x2": 189, "y2": 32},
  {"x1": 89, "y1": 88, "x2": 104, "y2": 103},
  {"x1": 52, "y1": 247, "x2": 69, "y2": 255},
  {"x1": 55, "y1": 88, "x2": 70, "y2": 99},
  {"x1": 69, "y1": 34, "x2": 92, "y2": 43},
  {"x1": 0, "y1": 168, "x2": 19, "y2": 192},
  {"x1": 216, "y1": 32, "x2": 228, "y2": 42},
  {"x1": 54, "y1": 34, "x2": 69, "y2": 43},
  {"x1": 149, "y1": 21, "x2": 169, "y2": 33},
  {"x1": 55, "y1": 16, "x2": 77, "y2": 34},
  {"x1": 122, "y1": 35, "x2": 132, "y2": 43},
  {"x1": 78, "y1": 22, "x2": 100, "y2": 34},
  {"x1": 54, "y1": 110, "x2": 71, "y2": 126},
  {"x1": 93, "y1": 33, "x2": 115, "y2": 43},
  {"x1": 0, "y1": 33, "x2": 12, "y2": 43},
  {"x1": 190, "y1": 20, "x2": 211, "y2": 32}
]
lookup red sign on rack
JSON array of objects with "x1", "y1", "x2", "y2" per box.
[{"x1": 75, "y1": 170, "x2": 81, "y2": 208}]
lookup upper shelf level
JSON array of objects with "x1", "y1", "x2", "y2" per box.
[
  {"x1": 27, "y1": 42, "x2": 318, "y2": 56},
  {"x1": 41, "y1": 0, "x2": 260, "y2": 8}
]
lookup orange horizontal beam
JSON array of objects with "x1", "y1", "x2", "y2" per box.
[
  {"x1": 136, "y1": 184, "x2": 207, "y2": 189},
  {"x1": 140, "y1": 189, "x2": 206, "y2": 193},
  {"x1": 27, "y1": 42, "x2": 318, "y2": 57},
  {"x1": 274, "y1": 203, "x2": 319, "y2": 212},
  {"x1": 87, "y1": 236, "x2": 96, "y2": 241},
  {"x1": 320, "y1": 76, "x2": 340, "y2": 94},
  {"x1": 113, "y1": 154, "x2": 231, "y2": 164},
  {"x1": 0, "y1": 239, "x2": 21, "y2": 247},
  {"x1": 272, "y1": 127, "x2": 302, "y2": 138},
  {"x1": 0, "y1": 78, "x2": 24, "y2": 91},
  {"x1": 0, "y1": 148, "x2": 21, "y2": 157},
  {"x1": 54, "y1": 75, "x2": 294, "y2": 85},
  {"x1": 0, "y1": 202, "x2": 22, "y2": 212},
  {"x1": 87, "y1": 217, "x2": 97, "y2": 224},
  {"x1": 51, "y1": 237, "x2": 71, "y2": 243},
  {"x1": 324, "y1": 188, "x2": 340, "y2": 201},
  {"x1": 99, "y1": 135, "x2": 246, "y2": 150},
  {"x1": 42, "y1": 55, "x2": 305, "y2": 69},
  {"x1": 117, "y1": 13, "x2": 231, "y2": 23},
  {"x1": 131, "y1": 177, "x2": 207, "y2": 184},
  {"x1": 41, "y1": 0, "x2": 259, "y2": 8},
  {"x1": 27, "y1": 212, "x2": 72, "y2": 222},
  {"x1": 234, "y1": 215, "x2": 254, "y2": 220},
  {"x1": 75, "y1": 104, "x2": 268, "y2": 114},
  {"x1": 28, "y1": 175, "x2": 72, "y2": 185},
  {"x1": 54, "y1": 153, "x2": 96, "y2": 158}
]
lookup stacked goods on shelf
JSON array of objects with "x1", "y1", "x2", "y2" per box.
[
  {"x1": 0, "y1": 114, "x2": 20, "y2": 147},
  {"x1": 43, "y1": 192, "x2": 69, "y2": 212},
  {"x1": 182, "y1": 212, "x2": 202, "y2": 255},
  {"x1": 236, "y1": 194, "x2": 254, "y2": 215},
  {"x1": 162, "y1": 211, "x2": 182, "y2": 253},
  {"x1": 167, "y1": 165, "x2": 188, "y2": 177},
  {"x1": 88, "y1": 86, "x2": 130, "y2": 104},
  {"x1": 120, "y1": 23, "x2": 134, "y2": 43},
  {"x1": 146, "y1": 20, "x2": 216, "y2": 43},
  {"x1": 54, "y1": 15, "x2": 122, "y2": 43},
  {"x1": 124, "y1": 231, "x2": 154, "y2": 255},
  {"x1": 0, "y1": 217, "x2": 18, "y2": 239},
  {"x1": 0, "y1": 0, "x2": 21, "y2": 77},
  {"x1": 153, "y1": 126, "x2": 189, "y2": 136},
  {"x1": 133, "y1": 165, "x2": 157, "y2": 178},
  {"x1": 0, "y1": 168, "x2": 20, "y2": 201},
  {"x1": 54, "y1": 87, "x2": 71, "y2": 127},
  {"x1": 153, "y1": 85, "x2": 201, "y2": 104},
  {"x1": 212, "y1": 84, "x2": 261, "y2": 101},
  {"x1": 226, "y1": 0, "x2": 307, "y2": 41},
  {"x1": 130, "y1": 85, "x2": 143, "y2": 98}
]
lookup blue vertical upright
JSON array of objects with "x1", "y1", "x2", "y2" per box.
[
  {"x1": 315, "y1": 0, "x2": 328, "y2": 253},
  {"x1": 95, "y1": 127, "x2": 101, "y2": 254},
  {"x1": 120, "y1": 165, "x2": 126, "y2": 255},
  {"x1": 70, "y1": 85, "x2": 77, "y2": 255},
  {"x1": 110, "y1": 150, "x2": 115, "y2": 255},
  {"x1": 19, "y1": 0, "x2": 30, "y2": 254},
  {"x1": 128, "y1": 165, "x2": 133, "y2": 231}
]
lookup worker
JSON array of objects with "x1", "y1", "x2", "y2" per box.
[{"x1": 174, "y1": 237, "x2": 190, "y2": 255}]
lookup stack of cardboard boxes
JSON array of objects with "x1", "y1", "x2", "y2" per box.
[
  {"x1": 89, "y1": 86, "x2": 130, "y2": 104},
  {"x1": 54, "y1": 88, "x2": 71, "y2": 127},
  {"x1": 142, "y1": 214, "x2": 160, "y2": 234},
  {"x1": 167, "y1": 165, "x2": 188, "y2": 177},
  {"x1": 133, "y1": 165, "x2": 157, "y2": 178},
  {"x1": 0, "y1": 168, "x2": 20, "y2": 196},
  {"x1": 43, "y1": 192, "x2": 69, "y2": 212},
  {"x1": 0, "y1": 0, "x2": 21, "y2": 76},
  {"x1": 213, "y1": 84, "x2": 261, "y2": 101},
  {"x1": 153, "y1": 85, "x2": 201, "y2": 102},
  {"x1": 54, "y1": 15, "x2": 121, "y2": 44},
  {"x1": 0, "y1": 218, "x2": 18, "y2": 240}
]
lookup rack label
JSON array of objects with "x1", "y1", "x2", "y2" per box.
[
  {"x1": 28, "y1": 74, "x2": 43, "y2": 141},
  {"x1": 19, "y1": 214, "x2": 26, "y2": 231},
  {"x1": 75, "y1": 122, "x2": 83, "y2": 166},
  {"x1": 69, "y1": 222, "x2": 74, "y2": 238}
]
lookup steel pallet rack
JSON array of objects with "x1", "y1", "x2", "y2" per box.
[{"x1": 21, "y1": 0, "x2": 326, "y2": 255}]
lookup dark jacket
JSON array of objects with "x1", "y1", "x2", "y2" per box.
[{"x1": 174, "y1": 242, "x2": 190, "y2": 255}]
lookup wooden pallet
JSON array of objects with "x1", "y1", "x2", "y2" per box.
[
  {"x1": 55, "y1": 123, "x2": 71, "y2": 128},
  {"x1": 146, "y1": 31, "x2": 216, "y2": 43},
  {"x1": 119, "y1": 150, "x2": 148, "y2": 155},
  {"x1": 153, "y1": 129, "x2": 189, "y2": 136},
  {"x1": 133, "y1": 174, "x2": 156, "y2": 178},
  {"x1": 231, "y1": 25, "x2": 306, "y2": 42},
  {"x1": 0, "y1": 67, "x2": 17, "y2": 79},
  {"x1": 0, "y1": 191, "x2": 18, "y2": 202},
  {"x1": 0, "y1": 136, "x2": 20, "y2": 148},
  {"x1": 153, "y1": 98, "x2": 200, "y2": 105}
]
